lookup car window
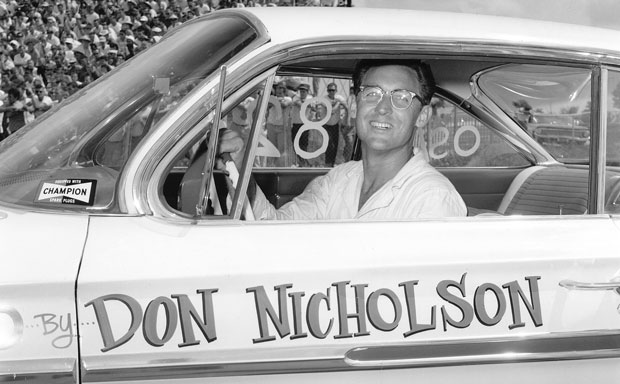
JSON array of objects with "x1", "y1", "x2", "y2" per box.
[
  {"x1": 415, "y1": 95, "x2": 529, "y2": 167},
  {"x1": 253, "y1": 75, "x2": 355, "y2": 168},
  {"x1": 477, "y1": 64, "x2": 592, "y2": 164},
  {"x1": 173, "y1": 80, "x2": 269, "y2": 217},
  {"x1": 162, "y1": 58, "x2": 600, "y2": 220},
  {"x1": 93, "y1": 79, "x2": 202, "y2": 171}
]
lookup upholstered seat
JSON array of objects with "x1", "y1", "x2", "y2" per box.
[{"x1": 498, "y1": 166, "x2": 589, "y2": 215}]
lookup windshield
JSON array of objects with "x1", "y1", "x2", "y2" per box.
[
  {"x1": 477, "y1": 64, "x2": 591, "y2": 163},
  {"x1": 0, "y1": 14, "x2": 262, "y2": 211}
]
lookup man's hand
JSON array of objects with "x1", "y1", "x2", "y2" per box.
[{"x1": 217, "y1": 129, "x2": 244, "y2": 169}]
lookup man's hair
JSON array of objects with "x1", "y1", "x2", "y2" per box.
[{"x1": 353, "y1": 59, "x2": 435, "y2": 105}]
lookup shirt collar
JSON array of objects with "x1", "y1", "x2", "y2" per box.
[{"x1": 355, "y1": 152, "x2": 428, "y2": 216}]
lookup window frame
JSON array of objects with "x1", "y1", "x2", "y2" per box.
[
  {"x1": 140, "y1": 42, "x2": 619, "y2": 221},
  {"x1": 146, "y1": 67, "x2": 279, "y2": 221}
]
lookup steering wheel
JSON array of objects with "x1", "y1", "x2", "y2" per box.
[{"x1": 179, "y1": 150, "x2": 251, "y2": 219}]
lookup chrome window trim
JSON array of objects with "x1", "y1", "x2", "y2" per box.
[
  {"x1": 81, "y1": 330, "x2": 620, "y2": 381},
  {"x1": 596, "y1": 67, "x2": 610, "y2": 214},
  {"x1": 589, "y1": 67, "x2": 605, "y2": 214},
  {"x1": 118, "y1": 21, "x2": 273, "y2": 215},
  {"x1": 122, "y1": 41, "x2": 280, "y2": 216},
  {"x1": 260, "y1": 38, "x2": 620, "y2": 67},
  {"x1": 231, "y1": 74, "x2": 276, "y2": 220}
]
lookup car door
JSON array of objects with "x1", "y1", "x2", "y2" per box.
[
  {"x1": 0, "y1": 206, "x2": 87, "y2": 384},
  {"x1": 75, "y1": 64, "x2": 620, "y2": 384}
]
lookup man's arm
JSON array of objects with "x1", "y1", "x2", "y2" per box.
[{"x1": 217, "y1": 129, "x2": 328, "y2": 220}]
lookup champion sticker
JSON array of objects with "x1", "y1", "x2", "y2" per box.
[{"x1": 36, "y1": 179, "x2": 97, "y2": 206}]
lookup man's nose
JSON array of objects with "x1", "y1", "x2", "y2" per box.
[{"x1": 375, "y1": 94, "x2": 392, "y2": 114}]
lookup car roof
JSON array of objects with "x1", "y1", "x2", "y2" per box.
[{"x1": 240, "y1": 7, "x2": 620, "y2": 58}]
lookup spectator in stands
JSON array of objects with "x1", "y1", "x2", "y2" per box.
[
  {"x1": 27, "y1": 83, "x2": 53, "y2": 118},
  {"x1": 63, "y1": 38, "x2": 77, "y2": 64},
  {"x1": 12, "y1": 43, "x2": 30, "y2": 67},
  {"x1": 75, "y1": 35, "x2": 93, "y2": 58},
  {"x1": 0, "y1": 49, "x2": 14, "y2": 72},
  {"x1": 53, "y1": 2, "x2": 68, "y2": 26},
  {"x1": 0, "y1": 87, "x2": 30, "y2": 134}
]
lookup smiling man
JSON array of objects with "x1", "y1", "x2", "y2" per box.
[{"x1": 219, "y1": 59, "x2": 466, "y2": 220}]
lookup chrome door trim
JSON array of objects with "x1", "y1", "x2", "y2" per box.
[
  {"x1": 82, "y1": 355, "x2": 347, "y2": 382},
  {"x1": 597, "y1": 67, "x2": 609, "y2": 214},
  {"x1": 345, "y1": 329, "x2": 620, "y2": 368},
  {"x1": 589, "y1": 66, "x2": 606, "y2": 214},
  {"x1": 0, "y1": 358, "x2": 76, "y2": 384},
  {"x1": 82, "y1": 330, "x2": 620, "y2": 381}
]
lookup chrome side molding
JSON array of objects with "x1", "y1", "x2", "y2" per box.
[
  {"x1": 81, "y1": 330, "x2": 620, "y2": 382},
  {"x1": 560, "y1": 278, "x2": 620, "y2": 295},
  {"x1": 0, "y1": 358, "x2": 76, "y2": 384},
  {"x1": 345, "y1": 330, "x2": 620, "y2": 368}
]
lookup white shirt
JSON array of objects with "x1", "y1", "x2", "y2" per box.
[{"x1": 253, "y1": 153, "x2": 467, "y2": 220}]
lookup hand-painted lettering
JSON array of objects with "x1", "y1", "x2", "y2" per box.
[
  {"x1": 332, "y1": 281, "x2": 370, "y2": 339},
  {"x1": 437, "y1": 273, "x2": 474, "y2": 330},
  {"x1": 33, "y1": 312, "x2": 75, "y2": 349},
  {"x1": 246, "y1": 284, "x2": 292, "y2": 343},
  {"x1": 247, "y1": 275, "x2": 543, "y2": 343},
  {"x1": 86, "y1": 289, "x2": 218, "y2": 352},
  {"x1": 173, "y1": 289, "x2": 218, "y2": 347},
  {"x1": 400, "y1": 280, "x2": 436, "y2": 336},
  {"x1": 86, "y1": 275, "x2": 542, "y2": 352},
  {"x1": 503, "y1": 276, "x2": 543, "y2": 329}
]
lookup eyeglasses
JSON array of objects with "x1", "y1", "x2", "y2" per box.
[
  {"x1": 359, "y1": 85, "x2": 423, "y2": 110},
  {"x1": 327, "y1": 89, "x2": 336, "y2": 92}
]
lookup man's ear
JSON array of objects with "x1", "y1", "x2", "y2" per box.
[{"x1": 415, "y1": 104, "x2": 431, "y2": 128}]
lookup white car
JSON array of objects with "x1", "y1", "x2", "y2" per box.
[{"x1": 2, "y1": 7, "x2": 620, "y2": 383}]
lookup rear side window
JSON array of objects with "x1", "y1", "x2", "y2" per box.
[
  {"x1": 477, "y1": 64, "x2": 592, "y2": 164},
  {"x1": 416, "y1": 96, "x2": 529, "y2": 167}
]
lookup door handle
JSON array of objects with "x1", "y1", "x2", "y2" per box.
[{"x1": 559, "y1": 278, "x2": 620, "y2": 295}]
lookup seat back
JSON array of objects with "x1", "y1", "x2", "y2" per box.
[{"x1": 498, "y1": 166, "x2": 589, "y2": 215}]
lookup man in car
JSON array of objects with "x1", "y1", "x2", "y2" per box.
[{"x1": 218, "y1": 59, "x2": 466, "y2": 220}]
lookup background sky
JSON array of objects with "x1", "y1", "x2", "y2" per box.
[{"x1": 353, "y1": 0, "x2": 620, "y2": 31}]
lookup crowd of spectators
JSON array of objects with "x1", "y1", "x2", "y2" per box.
[{"x1": 0, "y1": 0, "x2": 345, "y2": 138}]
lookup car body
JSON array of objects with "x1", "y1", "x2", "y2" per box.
[
  {"x1": 530, "y1": 114, "x2": 590, "y2": 143},
  {"x1": 2, "y1": 7, "x2": 620, "y2": 384}
]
